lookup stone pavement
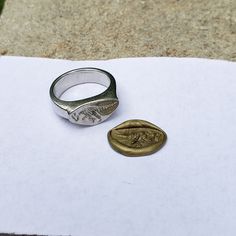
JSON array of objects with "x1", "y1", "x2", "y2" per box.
[{"x1": 0, "y1": 0, "x2": 235, "y2": 60}]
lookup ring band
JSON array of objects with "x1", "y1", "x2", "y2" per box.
[{"x1": 49, "y1": 68, "x2": 119, "y2": 125}]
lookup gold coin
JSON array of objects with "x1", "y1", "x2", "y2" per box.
[{"x1": 107, "y1": 119, "x2": 167, "y2": 157}]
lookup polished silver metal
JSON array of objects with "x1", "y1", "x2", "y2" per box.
[{"x1": 50, "y1": 68, "x2": 119, "y2": 125}]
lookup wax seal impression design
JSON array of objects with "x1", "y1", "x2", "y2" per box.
[{"x1": 107, "y1": 119, "x2": 167, "y2": 157}]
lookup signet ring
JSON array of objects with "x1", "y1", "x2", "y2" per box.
[{"x1": 49, "y1": 68, "x2": 119, "y2": 125}]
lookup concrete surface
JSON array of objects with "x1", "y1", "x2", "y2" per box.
[
  {"x1": 0, "y1": 0, "x2": 235, "y2": 61},
  {"x1": 0, "y1": 0, "x2": 235, "y2": 59}
]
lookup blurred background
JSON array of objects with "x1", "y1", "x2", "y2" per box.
[{"x1": 0, "y1": 0, "x2": 235, "y2": 61}]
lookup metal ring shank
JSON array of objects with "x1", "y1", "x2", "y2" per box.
[
  {"x1": 53, "y1": 69, "x2": 111, "y2": 98},
  {"x1": 49, "y1": 68, "x2": 118, "y2": 125}
]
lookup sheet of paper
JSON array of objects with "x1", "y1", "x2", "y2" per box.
[{"x1": 0, "y1": 56, "x2": 235, "y2": 236}]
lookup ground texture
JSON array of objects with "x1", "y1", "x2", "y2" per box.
[{"x1": 0, "y1": 0, "x2": 235, "y2": 61}]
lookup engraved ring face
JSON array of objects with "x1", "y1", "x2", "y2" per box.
[
  {"x1": 69, "y1": 99, "x2": 119, "y2": 125},
  {"x1": 49, "y1": 68, "x2": 119, "y2": 125}
]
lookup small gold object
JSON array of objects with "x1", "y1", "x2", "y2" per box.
[{"x1": 107, "y1": 119, "x2": 167, "y2": 157}]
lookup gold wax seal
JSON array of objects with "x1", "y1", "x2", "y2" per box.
[{"x1": 107, "y1": 119, "x2": 167, "y2": 157}]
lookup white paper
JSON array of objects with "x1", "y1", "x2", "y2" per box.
[{"x1": 0, "y1": 56, "x2": 236, "y2": 236}]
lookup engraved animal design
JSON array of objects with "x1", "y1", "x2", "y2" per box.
[
  {"x1": 108, "y1": 119, "x2": 167, "y2": 157},
  {"x1": 79, "y1": 107, "x2": 102, "y2": 123},
  {"x1": 113, "y1": 128, "x2": 162, "y2": 148},
  {"x1": 71, "y1": 100, "x2": 118, "y2": 123}
]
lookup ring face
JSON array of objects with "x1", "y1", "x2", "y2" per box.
[
  {"x1": 50, "y1": 68, "x2": 119, "y2": 126},
  {"x1": 69, "y1": 99, "x2": 119, "y2": 125}
]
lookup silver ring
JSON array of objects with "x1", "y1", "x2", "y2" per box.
[{"x1": 49, "y1": 68, "x2": 119, "y2": 125}]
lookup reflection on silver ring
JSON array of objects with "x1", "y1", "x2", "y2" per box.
[{"x1": 49, "y1": 68, "x2": 119, "y2": 125}]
